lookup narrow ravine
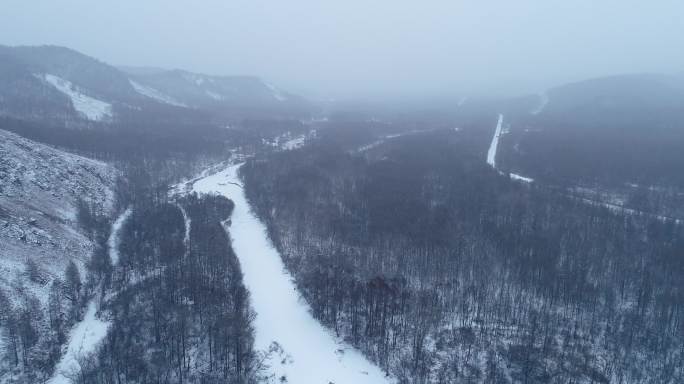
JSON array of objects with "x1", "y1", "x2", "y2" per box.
[
  {"x1": 49, "y1": 208, "x2": 131, "y2": 384},
  {"x1": 192, "y1": 164, "x2": 393, "y2": 384}
]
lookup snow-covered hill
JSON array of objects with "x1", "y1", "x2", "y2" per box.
[
  {"x1": 124, "y1": 68, "x2": 313, "y2": 118},
  {"x1": 0, "y1": 45, "x2": 311, "y2": 124},
  {"x1": 0, "y1": 129, "x2": 115, "y2": 381}
]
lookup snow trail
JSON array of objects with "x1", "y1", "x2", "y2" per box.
[
  {"x1": 487, "y1": 114, "x2": 535, "y2": 183},
  {"x1": 48, "y1": 302, "x2": 110, "y2": 384},
  {"x1": 49, "y1": 208, "x2": 132, "y2": 383},
  {"x1": 531, "y1": 92, "x2": 549, "y2": 115},
  {"x1": 487, "y1": 114, "x2": 504, "y2": 168},
  {"x1": 192, "y1": 164, "x2": 393, "y2": 384},
  {"x1": 176, "y1": 204, "x2": 191, "y2": 253},
  {"x1": 130, "y1": 80, "x2": 187, "y2": 107},
  {"x1": 108, "y1": 208, "x2": 132, "y2": 266}
]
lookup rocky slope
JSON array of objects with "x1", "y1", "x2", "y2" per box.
[{"x1": 0, "y1": 128, "x2": 115, "y2": 381}]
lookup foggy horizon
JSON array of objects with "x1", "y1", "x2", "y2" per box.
[{"x1": 2, "y1": 0, "x2": 684, "y2": 100}]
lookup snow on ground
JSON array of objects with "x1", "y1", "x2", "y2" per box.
[
  {"x1": 531, "y1": 92, "x2": 549, "y2": 115},
  {"x1": 176, "y1": 204, "x2": 191, "y2": 252},
  {"x1": 510, "y1": 173, "x2": 534, "y2": 183},
  {"x1": 486, "y1": 114, "x2": 535, "y2": 183},
  {"x1": 192, "y1": 164, "x2": 394, "y2": 384},
  {"x1": 130, "y1": 80, "x2": 187, "y2": 107},
  {"x1": 48, "y1": 301, "x2": 110, "y2": 384},
  {"x1": 355, "y1": 128, "x2": 444, "y2": 154},
  {"x1": 108, "y1": 208, "x2": 132, "y2": 266},
  {"x1": 40, "y1": 74, "x2": 112, "y2": 121},
  {"x1": 281, "y1": 135, "x2": 306, "y2": 150},
  {"x1": 49, "y1": 206, "x2": 130, "y2": 383},
  {"x1": 206, "y1": 90, "x2": 226, "y2": 101},
  {"x1": 487, "y1": 114, "x2": 504, "y2": 168}
]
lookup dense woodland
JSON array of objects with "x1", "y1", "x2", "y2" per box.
[
  {"x1": 2, "y1": 46, "x2": 684, "y2": 383},
  {"x1": 241, "y1": 127, "x2": 684, "y2": 383},
  {"x1": 79, "y1": 192, "x2": 257, "y2": 384}
]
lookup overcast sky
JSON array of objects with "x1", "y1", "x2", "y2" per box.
[{"x1": 1, "y1": 1, "x2": 683, "y2": 99}]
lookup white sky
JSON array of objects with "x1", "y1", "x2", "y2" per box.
[{"x1": 1, "y1": 0, "x2": 682, "y2": 99}]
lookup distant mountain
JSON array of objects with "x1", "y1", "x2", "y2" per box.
[
  {"x1": 0, "y1": 45, "x2": 311, "y2": 125},
  {"x1": 124, "y1": 67, "x2": 312, "y2": 118},
  {"x1": 494, "y1": 73, "x2": 684, "y2": 217},
  {"x1": 537, "y1": 73, "x2": 684, "y2": 129}
]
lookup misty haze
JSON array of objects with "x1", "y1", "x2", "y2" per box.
[{"x1": 0, "y1": 1, "x2": 683, "y2": 384}]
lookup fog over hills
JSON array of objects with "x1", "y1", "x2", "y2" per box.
[
  {"x1": 1, "y1": 2, "x2": 684, "y2": 384},
  {"x1": 2, "y1": 1, "x2": 684, "y2": 99}
]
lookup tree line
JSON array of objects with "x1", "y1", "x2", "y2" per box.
[{"x1": 241, "y1": 128, "x2": 684, "y2": 383}]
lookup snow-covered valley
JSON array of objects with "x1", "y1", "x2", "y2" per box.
[{"x1": 192, "y1": 164, "x2": 393, "y2": 384}]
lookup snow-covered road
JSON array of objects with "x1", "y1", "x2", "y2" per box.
[
  {"x1": 192, "y1": 164, "x2": 393, "y2": 384},
  {"x1": 487, "y1": 114, "x2": 534, "y2": 183},
  {"x1": 487, "y1": 114, "x2": 504, "y2": 168}
]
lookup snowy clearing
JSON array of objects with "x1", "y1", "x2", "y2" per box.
[
  {"x1": 41, "y1": 74, "x2": 112, "y2": 121},
  {"x1": 48, "y1": 301, "x2": 110, "y2": 384},
  {"x1": 108, "y1": 208, "x2": 132, "y2": 266},
  {"x1": 192, "y1": 164, "x2": 393, "y2": 384},
  {"x1": 487, "y1": 114, "x2": 504, "y2": 168},
  {"x1": 130, "y1": 80, "x2": 187, "y2": 107}
]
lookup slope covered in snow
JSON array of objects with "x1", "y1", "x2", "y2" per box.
[
  {"x1": 40, "y1": 74, "x2": 113, "y2": 121},
  {"x1": 0, "y1": 129, "x2": 114, "y2": 302},
  {"x1": 192, "y1": 164, "x2": 393, "y2": 384},
  {"x1": 0, "y1": 129, "x2": 115, "y2": 381},
  {"x1": 130, "y1": 80, "x2": 187, "y2": 107}
]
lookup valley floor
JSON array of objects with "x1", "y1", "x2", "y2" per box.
[{"x1": 192, "y1": 164, "x2": 393, "y2": 384}]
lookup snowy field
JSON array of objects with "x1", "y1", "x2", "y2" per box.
[
  {"x1": 41, "y1": 74, "x2": 112, "y2": 121},
  {"x1": 192, "y1": 164, "x2": 394, "y2": 384}
]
